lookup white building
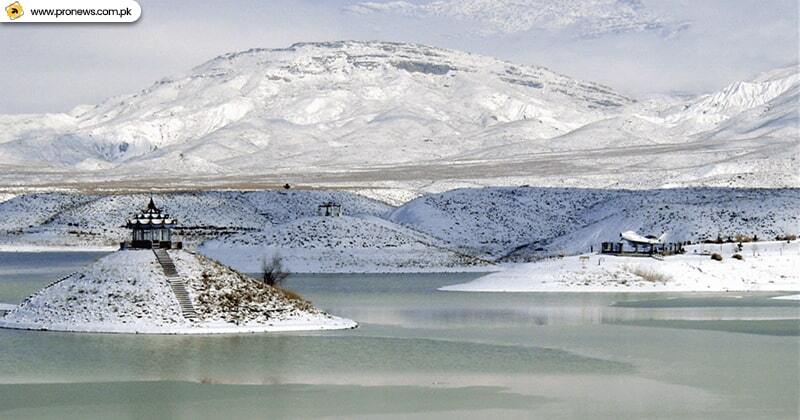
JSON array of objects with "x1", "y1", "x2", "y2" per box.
[{"x1": 601, "y1": 231, "x2": 681, "y2": 256}]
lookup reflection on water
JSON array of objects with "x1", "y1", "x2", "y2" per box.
[{"x1": 0, "y1": 253, "x2": 797, "y2": 419}]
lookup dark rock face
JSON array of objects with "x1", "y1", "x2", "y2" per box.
[{"x1": 392, "y1": 60, "x2": 453, "y2": 75}]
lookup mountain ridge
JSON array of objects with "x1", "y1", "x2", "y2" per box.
[{"x1": 0, "y1": 41, "x2": 796, "y2": 191}]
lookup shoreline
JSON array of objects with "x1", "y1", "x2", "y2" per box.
[
  {"x1": 772, "y1": 294, "x2": 800, "y2": 301},
  {"x1": 0, "y1": 316, "x2": 358, "y2": 335},
  {"x1": 440, "y1": 285, "x2": 800, "y2": 293},
  {"x1": 0, "y1": 244, "x2": 117, "y2": 253},
  {"x1": 441, "y1": 241, "x2": 800, "y2": 294}
]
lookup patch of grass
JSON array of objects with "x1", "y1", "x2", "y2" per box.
[{"x1": 278, "y1": 287, "x2": 313, "y2": 310}]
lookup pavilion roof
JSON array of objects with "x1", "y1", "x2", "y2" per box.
[
  {"x1": 620, "y1": 230, "x2": 662, "y2": 245},
  {"x1": 126, "y1": 198, "x2": 178, "y2": 227}
]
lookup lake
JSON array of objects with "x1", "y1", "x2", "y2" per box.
[{"x1": 0, "y1": 252, "x2": 798, "y2": 419}]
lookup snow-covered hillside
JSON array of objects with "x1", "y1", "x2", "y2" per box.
[
  {"x1": 199, "y1": 215, "x2": 489, "y2": 273},
  {"x1": 0, "y1": 190, "x2": 391, "y2": 248},
  {"x1": 0, "y1": 41, "x2": 794, "y2": 190},
  {"x1": 0, "y1": 188, "x2": 796, "y2": 271},
  {"x1": 391, "y1": 187, "x2": 800, "y2": 259}
]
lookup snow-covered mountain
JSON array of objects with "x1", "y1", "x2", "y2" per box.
[
  {"x1": 0, "y1": 41, "x2": 630, "y2": 168},
  {"x1": 664, "y1": 65, "x2": 800, "y2": 136},
  {"x1": 347, "y1": 0, "x2": 688, "y2": 38},
  {"x1": 0, "y1": 41, "x2": 796, "y2": 191}
]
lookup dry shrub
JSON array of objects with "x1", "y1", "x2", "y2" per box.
[
  {"x1": 261, "y1": 254, "x2": 289, "y2": 286},
  {"x1": 278, "y1": 287, "x2": 313, "y2": 311},
  {"x1": 626, "y1": 266, "x2": 671, "y2": 283},
  {"x1": 710, "y1": 253, "x2": 723, "y2": 261}
]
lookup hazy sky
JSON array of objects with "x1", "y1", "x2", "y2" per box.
[{"x1": 1, "y1": 0, "x2": 797, "y2": 114}]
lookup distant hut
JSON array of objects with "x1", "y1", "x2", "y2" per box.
[
  {"x1": 601, "y1": 231, "x2": 681, "y2": 256},
  {"x1": 121, "y1": 197, "x2": 181, "y2": 249},
  {"x1": 318, "y1": 201, "x2": 342, "y2": 217},
  {"x1": 619, "y1": 231, "x2": 663, "y2": 254}
]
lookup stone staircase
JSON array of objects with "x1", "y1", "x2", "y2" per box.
[{"x1": 153, "y1": 249, "x2": 198, "y2": 321}]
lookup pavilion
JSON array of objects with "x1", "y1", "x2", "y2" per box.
[{"x1": 121, "y1": 197, "x2": 181, "y2": 249}]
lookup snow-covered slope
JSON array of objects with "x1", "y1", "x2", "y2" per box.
[
  {"x1": 0, "y1": 187, "x2": 796, "y2": 270},
  {"x1": 0, "y1": 249, "x2": 356, "y2": 333},
  {"x1": 0, "y1": 191, "x2": 391, "y2": 248},
  {"x1": 390, "y1": 187, "x2": 610, "y2": 257},
  {"x1": 391, "y1": 187, "x2": 800, "y2": 259},
  {"x1": 665, "y1": 65, "x2": 800, "y2": 135},
  {"x1": 199, "y1": 215, "x2": 490, "y2": 273},
  {"x1": 0, "y1": 43, "x2": 795, "y2": 190}
]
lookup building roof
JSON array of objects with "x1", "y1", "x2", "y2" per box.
[
  {"x1": 127, "y1": 198, "x2": 177, "y2": 228},
  {"x1": 146, "y1": 197, "x2": 159, "y2": 212},
  {"x1": 620, "y1": 230, "x2": 662, "y2": 245}
]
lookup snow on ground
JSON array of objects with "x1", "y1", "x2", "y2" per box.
[
  {"x1": 0, "y1": 192, "x2": 95, "y2": 233},
  {"x1": 0, "y1": 187, "x2": 796, "y2": 273},
  {"x1": 0, "y1": 250, "x2": 185, "y2": 332},
  {"x1": 441, "y1": 241, "x2": 800, "y2": 292},
  {"x1": 0, "y1": 193, "x2": 17, "y2": 204},
  {"x1": 199, "y1": 215, "x2": 491, "y2": 273},
  {"x1": 351, "y1": 188, "x2": 422, "y2": 206},
  {"x1": 772, "y1": 294, "x2": 800, "y2": 300},
  {"x1": 390, "y1": 187, "x2": 610, "y2": 257},
  {"x1": 393, "y1": 187, "x2": 800, "y2": 259},
  {"x1": 0, "y1": 249, "x2": 356, "y2": 334},
  {"x1": 0, "y1": 244, "x2": 117, "y2": 252},
  {"x1": 171, "y1": 251, "x2": 355, "y2": 331},
  {"x1": 0, "y1": 190, "x2": 392, "y2": 249}
]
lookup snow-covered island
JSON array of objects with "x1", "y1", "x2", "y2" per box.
[
  {"x1": 0, "y1": 249, "x2": 356, "y2": 334},
  {"x1": 0, "y1": 199, "x2": 356, "y2": 334},
  {"x1": 442, "y1": 241, "x2": 800, "y2": 293}
]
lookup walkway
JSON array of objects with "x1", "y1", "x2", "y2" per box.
[{"x1": 153, "y1": 249, "x2": 198, "y2": 321}]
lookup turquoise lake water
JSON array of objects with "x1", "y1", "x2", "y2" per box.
[{"x1": 0, "y1": 252, "x2": 798, "y2": 419}]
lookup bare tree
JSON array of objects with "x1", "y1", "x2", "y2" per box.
[{"x1": 261, "y1": 254, "x2": 290, "y2": 286}]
